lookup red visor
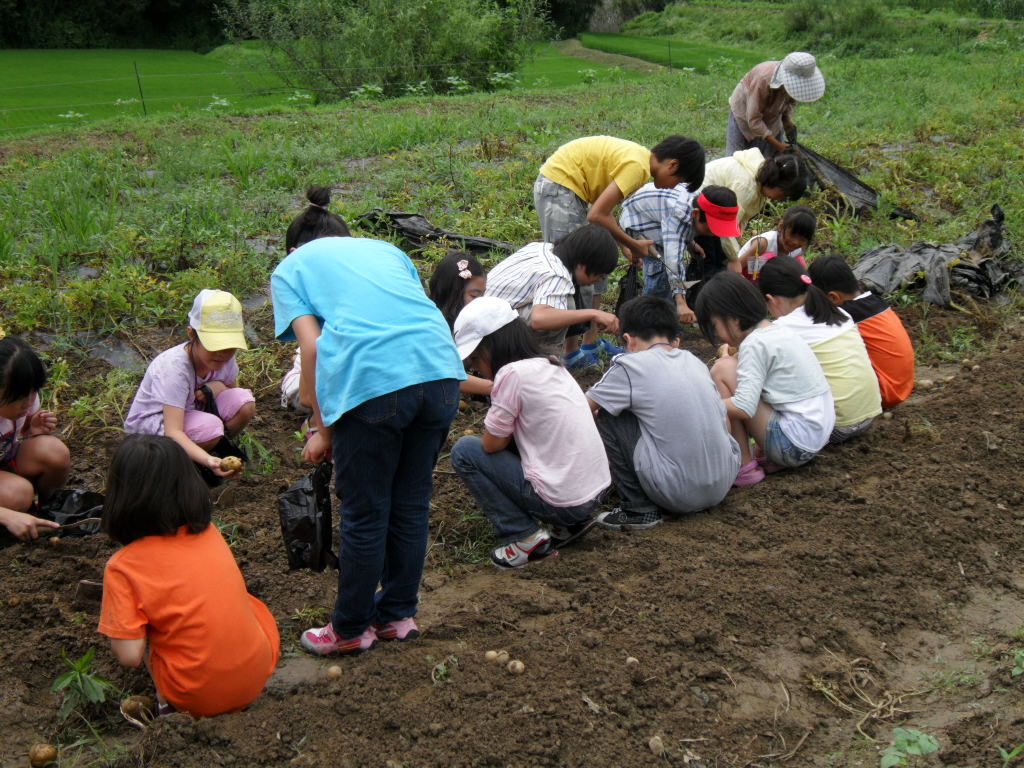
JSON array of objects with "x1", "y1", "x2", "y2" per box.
[{"x1": 696, "y1": 193, "x2": 741, "y2": 238}]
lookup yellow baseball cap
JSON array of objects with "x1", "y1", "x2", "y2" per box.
[{"x1": 188, "y1": 289, "x2": 248, "y2": 351}]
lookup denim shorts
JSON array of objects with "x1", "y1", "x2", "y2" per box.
[
  {"x1": 829, "y1": 417, "x2": 875, "y2": 445},
  {"x1": 763, "y1": 412, "x2": 818, "y2": 468}
]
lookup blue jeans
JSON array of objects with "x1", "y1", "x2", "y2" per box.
[
  {"x1": 764, "y1": 411, "x2": 818, "y2": 468},
  {"x1": 450, "y1": 435, "x2": 598, "y2": 545},
  {"x1": 642, "y1": 256, "x2": 671, "y2": 301},
  {"x1": 329, "y1": 378, "x2": 459, "y2": 637}
]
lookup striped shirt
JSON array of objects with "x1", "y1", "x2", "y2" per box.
[
  {"x1": 484, "y1": 242, "x2": 574, "y2": 320},
  {"x1": 619, "y1": 183, "x2": 695, "y2": 295}
]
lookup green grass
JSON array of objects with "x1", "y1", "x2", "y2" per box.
[
  {"x1": 578, "y1": 33, "x2": 765, "y2": 72},
  {"x1": 0, "y1": 43, "x2": 642, "y2": 136}
]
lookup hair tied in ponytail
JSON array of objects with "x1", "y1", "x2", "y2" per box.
[{"x1": 800, "y1": 274, "x2": 812, "y2": 284}]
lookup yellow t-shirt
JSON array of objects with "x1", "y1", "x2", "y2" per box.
[{"x1": 540, "y1": 136, "x2": 651, "y2": 204}]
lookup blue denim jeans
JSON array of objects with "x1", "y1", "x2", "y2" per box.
[
  {"x1": 450, "y1": 435, "x2": 598, "y2": 545},
  {"x1": 329, "y1": 378, "x2": 459, "y2": 637},
  {"x1": 642, "y1": 256, "x2": 672, "y2": 301}
]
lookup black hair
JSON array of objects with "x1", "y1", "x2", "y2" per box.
[
  {"x1": 808, "y1": 253, "x2": 860, "y2": 295},
  {"x1": 758, "y1": 255, "x2": 846, "y2": 326},
  {"x1": 782, "y1": 205, "x2": 817, "y2": 241},
  {"x1": 285, "y1": 186, "x2": 351, "y2": 252},
  {"x1": 102, "y1": 435, "x2": 212, "y2": 546},
  {"x1": 619, "y1": 296, "x2": 680, "y2": 341},
  {"x1": 0, "y1": 337, "x2": 47, "y2": 405},
  {"x1": 552, "y1": 224, "x2": 618, "y2": 279},
  {"x1": 475, "y1": 317, "x2": 554, "y2": 376},
  {"x1": 428, "y1": 252, "x2": 485, "y2": 329},
  {"x1": 693, "y1": 271, "x2": 768, "y2": 346},
  {"x1": 694, "y1": 185, "x2": 738, "y2": 224},
  {"x1": 756, "y1": 153, "x2": 806, "y2": 200},
  {"x1": 650, "y1": 135, "x2": 706, "y2": 192}
]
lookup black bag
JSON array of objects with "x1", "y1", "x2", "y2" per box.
[
  {"x1": 277, "y1": 462, "x2": 338, "y2": 571},
  {"x1": 614, "y1": 264, "x2": 640, "y2": 316},
  {"x1": 39, "y1": 489, "x2": 104, "y2": 536}
]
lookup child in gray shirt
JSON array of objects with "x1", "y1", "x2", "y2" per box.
[{"x1": 587, "y1": 296, "x2": 741, "y2": 530}]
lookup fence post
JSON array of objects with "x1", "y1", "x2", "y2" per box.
[{"x1": 133, "y1": 61, "x2": 148, "y2": 116}]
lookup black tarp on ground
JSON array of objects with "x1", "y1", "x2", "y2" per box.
[
  {"x1": 793, "y1": 142, "x2": 915, "y2": 220},
  {"x1": 353, "y1": 209, "x2": 516, "y2": 257},
  {"x1": 852, "y1": 205, "x2": 1020, "y2": 306}
]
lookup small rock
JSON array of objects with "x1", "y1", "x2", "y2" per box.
[
  {"x1": 881, "y1": 411, "x2": 893, "y2": 420},
  {"x1": 581, "y1": 631, "x2": 603, "y2": 649},
  {"x1": 972, "y1": 364, "x2": 981, "y2": 372},
  {"x1": 799, "y1": 636, "x2": 815, "y2": 652},
  {"x1": 648, "y1": 735, "x2": 664, "y2": 756},
  {"x1": 916, "y1": 378, "x2": 934, "y2": 390},
  {"x1": 625, "y1": 656, "x2": 639, "y2": 666},
  {"x1": 690, "y1": 685, "x2": 711, "y2": 706},
  {"x1": 428, "y1": 723, "x2": 443, "y2": 736},
  {"x1": 76, "y1": 266, "x2": 100, "y2": 280}
]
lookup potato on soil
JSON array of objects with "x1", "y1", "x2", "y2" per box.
[
  {"x1": 507, "y1": 659, "x2": 525, "y2": 675},
  {"x1": 29, "y1": 743, "x2": 58, "y2": 767},
  {"x1": 220, "y1": 456, "x2": 243, "y2": 472},
  {"x1": 495, "y1": 650, "x2": 510, "y2": 665},
  {"x1": 484, "y1": 650, "x2": 498, "y2": 662},
  {"x1": 121, "y1": 695, "x2": 155, "y2": 720},
  {"x1": 648, "y1": 736, "x2": 664, "y2": 756},
  {"x1": 326, "y1": 665, "x2": 342, "y2": 679}
]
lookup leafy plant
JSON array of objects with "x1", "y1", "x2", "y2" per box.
[
  {"x1": 51, "y1": 648, "x2": 116, "y2": 723},
  {"x1": 1010, "y1": 648, "x2": 1024, "y2": 677},
  {"x1": 880, "y1": 728, "x2": 940, "y2": 768},
  {"x1": 236, "y1": 431, "x2": 276, "y2": 475},
  {"x1": 214, "y1": 517, "x2": 242, "y2": 547},
  {"x1": 999, "y1": 743, "x2": 1024, "y2": 767},
  {"x1": 428, "y1": 654, "x2": 459, "y2": 684}
]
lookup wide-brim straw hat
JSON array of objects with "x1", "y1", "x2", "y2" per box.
[{"x1": 771, "y1": 52, "x2": 825, "y2": 103}]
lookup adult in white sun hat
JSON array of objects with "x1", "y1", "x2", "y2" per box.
[{"x1": 726, "y1": 52, "x2": 825, "y2": 157}]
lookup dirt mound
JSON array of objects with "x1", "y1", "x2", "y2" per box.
[{"x1": 1, "y1": 311, "x2": 1022, "y2": 768}]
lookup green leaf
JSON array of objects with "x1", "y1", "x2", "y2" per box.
[
  {"x1": 905, "y1": 731, "x2": 940, "y2": 756},
  {"x1": 880, "y1": 751, "x2": 905, "y2": 768}
]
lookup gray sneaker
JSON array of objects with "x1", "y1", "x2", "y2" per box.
[{"x1": 595, "y1": 508, "x2": 662, "y2": 531}]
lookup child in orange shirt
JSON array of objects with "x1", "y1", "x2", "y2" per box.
[
  {"x1": 808, "y1": 254, "x2": 915, "y2": 409},
  {"x1": 98, "y1": 435, "x2": 279, "y2": 718}
]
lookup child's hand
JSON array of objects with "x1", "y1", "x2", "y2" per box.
[
  {"x1": 195, "y1": 381, "x2": 228, "y2": 403},
  {"x1": 302, "y1": 430, "x2": 332, "y2": 465},
  {"x1": 206, "y1": 454, "x2": 240, "y2": 479},
  {"x1": 25, "y1": 410, "x2": 58, "y2": 436},
  {"x1": 718, "y1": 343, "x2": 735, "y2": 358},
  {"x1": 593, "y1": 311, "x2": 620, "y2": 335},
  {"x1": 1, "y1": 509, "x2": 60, "y2": 541}
]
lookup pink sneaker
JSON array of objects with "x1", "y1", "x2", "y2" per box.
[
  {"x1": 373, "y1": 617, "x2": 421, "y2": 642},
  {"x1": 300, "y1": 623, "x2": 377, "y2": 656},
  {"x1": 756, "y1": 455, "x2": 784, "y2": 474},
  {"x1": 733, "y1": 459, "x2": 765, "y2": 487}
]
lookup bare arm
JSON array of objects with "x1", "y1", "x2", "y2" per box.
[
  {"x1": 291, "y1": 314, "x2": 332, "y2": 464},
  {"x1": 481, "y1": 429, "x2": 512, "y2": 454},
  {"x1": 0, "y1": 507, "x2": 59, "y2": 541},
  {"x1": 588, "y1": 182, "x2": 653, "y2": 263},
  {"x1": 531, "y1": 304, "x2": 619, "y2": 334},
  {"x1": 460, "y1": 374, "x2": 493, "y2": 397},
  {"x1": 110, "y1": 637, "x2": 146, "y2": 668}
]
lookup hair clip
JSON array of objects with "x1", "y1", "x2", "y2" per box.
[
  {"x1": 800, "y1": 274, "x2": 812, "y2": 284},
  {"x1": 457, "y1": 260, "x2": 472, "y2": 279}
]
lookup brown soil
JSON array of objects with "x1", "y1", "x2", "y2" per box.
[{"x1": 2, "y1": 306, "x2": 1023, "y2": 768}]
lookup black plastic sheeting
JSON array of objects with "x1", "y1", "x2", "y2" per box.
[
  {"x1": 277, "y1": 462, "x2": 338, "y2": 571},
  {"x1": 853, "y1": 205, "x2": 1020, "y2": 307},
  {"x1": 354, "y1": 208, "x2": 516, "y2": 257},
  {"x1": 39, "y1": 489, "x2": 104, "y2": 536},
  {"x1": 793, "y1": 142, "x2": 915, "y2": 220}
]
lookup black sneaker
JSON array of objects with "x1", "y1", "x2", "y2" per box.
[
  {"x1": 549, "y1": 518, "x2": 598, "y2": 548},
  {"x1": 595, "y1": 507, "x2": 662, "y2": 531}
]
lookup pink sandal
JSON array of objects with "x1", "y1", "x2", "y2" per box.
[{"x1": 733, "y1": 459, "x2": 765, "y2": 487}]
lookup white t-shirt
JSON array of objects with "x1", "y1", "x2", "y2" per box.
[
  {"x1": 485, "y1": 357, "x2": 609, "y2": 507},
  {"x1": 484, "y1": 242, "x2": 574, "y2": 321}
]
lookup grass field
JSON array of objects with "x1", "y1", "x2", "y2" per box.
[
  {"x1": 578, "y1": 32, "x2": 765, "y2": 72},
  {"x1": 0, "y1": 44, "x2": 645, "y2": 136}
]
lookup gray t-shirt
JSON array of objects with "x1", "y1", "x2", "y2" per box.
[{"x1": 588, "y1": 346, "x2": 740, "y2": 512}]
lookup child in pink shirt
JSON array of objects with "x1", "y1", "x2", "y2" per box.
[{"x1": 449, "y1": 297, "x2": 609, "y2": 569}]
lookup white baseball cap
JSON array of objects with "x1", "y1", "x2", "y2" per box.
[
  {"x1": 453, "y1": 296, "x2": 519, "y2": 360},
  {"x1": 187, "y1": 289, "x2": 248, "y2": 351}
]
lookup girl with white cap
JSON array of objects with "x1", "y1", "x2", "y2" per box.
[{"x1": 726, "y1": 52, "x2": 826, "y2": 157}]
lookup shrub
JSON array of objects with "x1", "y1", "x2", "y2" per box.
[{"x1": 218, "y1": 0, "x2": 546, "y2": 99}]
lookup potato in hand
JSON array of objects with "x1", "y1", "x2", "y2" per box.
[{"x1": 219, "y1": 456, "x2": 243, "y2": 473}]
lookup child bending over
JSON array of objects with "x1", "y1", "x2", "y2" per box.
[
  {"x1": 0, "y1": 337, "x2": 68, "y2": 541},
  {"x1": 588, "y1": 297, "x2": 740, "y2": 530},
  {"x1": 738, "y1": 205, "x2": 816, "y2": 284},
  {"x1": 759, "y1": 256, "x2": 881, "y2": 443},
  {"x1": 99, "y1": 435, "x2": 279, "y2": 717},
  {"x1": 124, "y1": 290, "x2": 254, "y2": 480},
  {"x1": 808, "y1": 254, "x2": 914, "y2": 409},
  {"x1": 450, "y1": 297, "x2": 610, "y2": 569},
  {"x1": 695, "y1": 272, "x2": 834, "y2": 487}
]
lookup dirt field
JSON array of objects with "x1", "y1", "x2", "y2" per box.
[{"x1": 1, "y1": 302, "x2": 1023, "y2": 768}]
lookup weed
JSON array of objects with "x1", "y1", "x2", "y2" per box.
[
  {"x1": 427, "y1": 654, "x2": 459, "y2": 684},
  {"x1": 213, "y1": 516, "x2": 242, "y2": 547},
  {"x1": 236, "y1": 431, "x2": 275, "y2": 475},
  {"x1": 52, "y1": 648, "x2": 116, "y2": 724},
  {"x1": 999, "y1": 743, "x2": 1024, "y2": 767},
  {"x1": 290, "y1": 605, "x2": 328, "y2": 626},
  {"x1": 880, "y1": 728, "x2": 939, "y2": 767},
  {"x1": 925, "y1": 664, "x2": 982, "y2": 691},
  {"x1": 1009, "y1": 648, "x2": 1024, "y2": 677}
]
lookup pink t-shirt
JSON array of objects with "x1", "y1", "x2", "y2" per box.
[
  {"x1": 0, "y1": 393, "x2": 40, "y2": 462},
  {"x1": 123, "y1": 343, "x2": 239, "y2": 435},
  {"x1": 484, "y1": 357, "x2": 609, "y2": 507}
]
